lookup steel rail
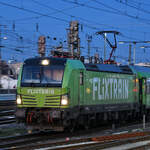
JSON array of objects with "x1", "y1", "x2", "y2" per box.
[
  {"x1": 8, "y1": 131, "x2": 150, "y2": 150},
  {"x1": 0, "y1": 100, "x2": 16, "y2": 125},
  {"x1": 1, "y1": 125, "x2": 150, "y2": 150}
]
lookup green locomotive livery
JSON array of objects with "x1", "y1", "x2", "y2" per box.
[{"x1": 16, "y1": 56, "x2": 150, "y2": 131}]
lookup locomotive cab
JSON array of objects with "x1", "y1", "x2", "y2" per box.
[
  {"x1": 16, "y1": 57, "x2": 69, "y2": 130},
  {"x1": 16, "y1": 56, "x2": 85, "y2": 131}
]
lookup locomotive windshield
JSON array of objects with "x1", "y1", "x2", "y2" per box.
[{"x1": 21, "y1": 65, "x2": 64, "y2": 87}]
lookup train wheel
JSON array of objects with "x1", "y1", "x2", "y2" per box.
[
  {"x1": 69, "y1": 119, "x2": 76, "y2": 133},
  {"x1": 64, "y1": 119, "x2": 76, "y2": 133},
  {"x1": 84, "y1": 123, "x2": 90, "y2": 130},
  {"x1": 84, "y1": 117, "x2": 90, "y2": 130}
]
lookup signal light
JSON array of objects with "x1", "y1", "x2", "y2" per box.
[{"x1": 133, "y1": 88, "x2": 138, "y2": 92}]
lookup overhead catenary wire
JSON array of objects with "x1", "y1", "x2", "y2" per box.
[
  {"x1": 0, "y1": 0, "x2": 148, "y2": 41},
  {"x1": 31, "y1": 0, "x2": 118, "y2": 29},
  {"x1": 0, "y1": 1, "x2": 69, "y2": 23},
  {"x1": 31, "y1": 0, "x2": 147, "y2": 41},
  {"x1": 0, "y1": 1, "x2": 103, "y2": 32},
  {"x1": 91, "y1": 0, "x2": 150, "y2": 24},
  {"x1": 3, "y1": 0, "x2": 148, "y2": 37},
  {"x1": 14, "y1": 3, "x2": 80, "y2": 22},
  {"x1": 115, "y1": 0, "x2": 150, "y2": 15},
  {"x1": 62, "y1": 0, "x2": 150, "y2": 24},
  {"x1": 0, "y1": 0, "x2": 149, "y2": 63},
  {"x1": 125, "y1": 0, "x2": 150, "y2": 8}
]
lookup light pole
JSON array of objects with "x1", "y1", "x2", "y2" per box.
[
  {"x1": 133, "y1": 42, "x2": 136, "y2": 64},
  {"x1": 104, "y1": 33, "x2": 107, "y2": 61},
  {"x1": 140, "y1": 46, "x2": 150, "y2": 49},
  {"x1": 128, "y1": 44, "x2": 132, "y2": 65},
  {"x1": 0, "y1": 36, "x2": 7, "y2": 89},
  {"x1": 86, "y1": 34, "x2": 92, "y2": 58},
  {"x1": 0, "y1": 36, "x2": 7, "y2": 60},
  {"x1": 119, "y1": 41, "x2": 150, "y2": 65},
  {"x1": 0, "y1": 23, "x2": 7, "y2": 60}
]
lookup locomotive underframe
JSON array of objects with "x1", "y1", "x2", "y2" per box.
[{"x1": 16, "y1": 102, "x2": 141, "y2": 131}]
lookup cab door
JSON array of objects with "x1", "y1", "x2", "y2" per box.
[
  {"x1": 78, "y1": 70, "x2": 85, "y2": 106},
  {"x1": 139, "y1": 78, "x2": 146, "y2": 108},
  {"x1": 145, "y1": 78, "x2": 150, "y2": 107}
]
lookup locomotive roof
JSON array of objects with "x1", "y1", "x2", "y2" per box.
[
  {"x1": 24, "y1": 57, "x2": 67, "y2": 65},
  {"x1": 130, "y1": 65, "x2": 150, "y2": 78},
  {"x1": 85, "y1": 64, "x2": 133, "y2": 74}
]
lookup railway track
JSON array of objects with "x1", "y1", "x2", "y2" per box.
[
  {"x1": 0, "y1": 100, "x2": 16, "y2": 125},
  {"x1": 1, "y1": 122, "x2": 150, "y2": 150},
  {"x1": 33, "y1": 132, "x2": 150, "y2": 150},
  {"x1": 2, "y1": 130, "x2": 150, "y2": 150},
  {"x1": 0, "y1": 132, "x2": 53, "y2": 149}
]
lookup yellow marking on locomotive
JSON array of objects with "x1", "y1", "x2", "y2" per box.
[{"x1": 86, "y1": 88, "x2": 91, "y2": 94}]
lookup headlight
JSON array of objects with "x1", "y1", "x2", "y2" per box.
[
  {"x1": 41, "y1": 59, "x2": 49, "y2": 65},
  {"x1": 16, "y1": 95, "x2": 22, "y2": 105},
  {"x1": 61, "y1": 95, "x2": 68, "y2": 105}
]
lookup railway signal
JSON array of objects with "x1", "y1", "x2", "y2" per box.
[
  {"x1": 68, "y1": 21, "x2": 80, "y2": 57},
  {"x1": 38, "y1": 36, "x2": 46, "y2": 57},
  {"x1": 86, "y1": 34, "x2": 92, "y2": 58}
]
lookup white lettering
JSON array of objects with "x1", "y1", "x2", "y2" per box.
[
  {"x1": 98, "y1": 79, "x2": 103, "y2": 100},
  {"x1": 114, "y1": 79, "x2": 118, "y2": 99},
  {"x1": 109, "y1": 78, "x2": 113, "y2": 99},
  {"x1": 105, "y1": 78, "x2": 109, "y2": 99},
  {"x1": 92, "y1": 77, "x2": 129, "y2": 101},
  {"x1": 125, "y1": 80, "x2": 128, "y2": 99},
  {"x1": 118, "y1": 79, "x2": 122, "y2": 99},
  {"x1": 93, "y1": 78, "x2": 98, "y2": 100},
  {"x1": 27, "y1": 89, "x2": 55, "y2": 95}
]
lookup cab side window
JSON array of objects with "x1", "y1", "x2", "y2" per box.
[
  {"x1": 80, "y1": 72, "x2": 84, "y2": 85},
  {"x1": 146, "y1": 79, "x2": 150, "y2": 94}
]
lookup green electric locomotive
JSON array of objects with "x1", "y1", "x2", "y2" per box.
[
  {"x1": 16, "y1": 56, "x2": 142, "y2": 131},
  {"x1": 130, "y1": 65, "x2": 150, "y2": 113}
]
